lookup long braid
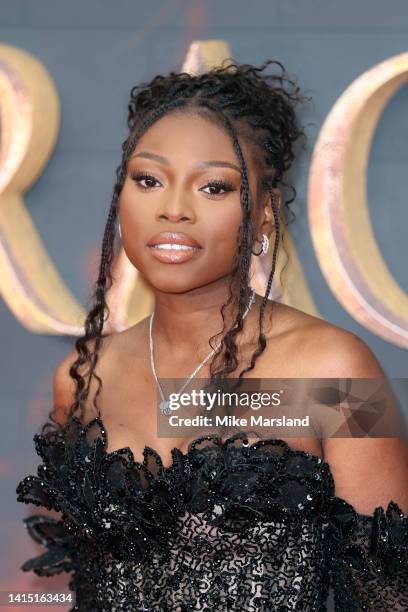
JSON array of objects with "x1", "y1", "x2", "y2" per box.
[
  {"x1": 237, "y1": 184, "x2": 282, "y2": 380},
  {"x1": 196, "y1": 99, "x2": 255, "y2": 380},
  {"x1": 68, "y1": 162, "x2": 125, "y2": 422}
]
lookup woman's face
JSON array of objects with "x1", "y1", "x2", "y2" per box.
[{"x1": 119, "y1": 111, "x2": 274, "y2": 294}]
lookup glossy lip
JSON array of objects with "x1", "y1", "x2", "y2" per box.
[
  {"x1": 146, "y1": 231, "x2": 202, "y2": 264},
  {"x1": 147, "y1": 231, "x2": 202, "y2": 248}
]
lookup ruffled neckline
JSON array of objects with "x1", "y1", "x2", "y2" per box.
[
  {"x1": 51, "y1": 412, "x2": 331, "y2": 494},
  {"x1": 26, "y1": 412, "x2": 399, "y2": 519},
  {"x1": 91, "y1": 412, "x2": 324, "y2": 473},
  {"x1": 47, "y1": 413, "x2": 397, "y2": 518}
]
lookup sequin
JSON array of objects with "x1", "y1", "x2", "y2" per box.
[{"x1": 16, "y1": 414, "x2": 408, "y2": 611}]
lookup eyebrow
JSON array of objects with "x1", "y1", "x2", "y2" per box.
[{"x1": 131, "y1": 151, "x2": 241, "y2": 174}]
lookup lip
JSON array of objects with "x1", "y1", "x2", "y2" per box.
[
  {"x1": 147, "y1": 231, "x2": 202, "y2": 248},
  {"x1": 146, "y1": 231, "x2": 202, "y2": 264}
]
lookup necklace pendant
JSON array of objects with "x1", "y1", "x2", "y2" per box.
[{"x1": 159, "y1": 399, "x2": 172, "y2": 416}]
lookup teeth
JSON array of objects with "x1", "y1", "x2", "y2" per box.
[{"x1": 152, "y1": 243, "x2": 196, "y2": 250}]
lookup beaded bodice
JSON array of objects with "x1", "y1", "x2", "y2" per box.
[{"x1": 16, "y1": 414, "x2": 408, "y2": 611}]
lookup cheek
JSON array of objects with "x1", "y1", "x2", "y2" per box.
[
  {"x1": 119, "y1": 182, "x2": 141, "y2": 227},
  {"x1": 204, "y1": 205, "x2": 243, "y2": 265},
  {"x1": 117, "y1": 185, "x2": 150, "y2": 264},
  {"x1": 119, "y1": 179, "x2": 158, "y2": 241}
]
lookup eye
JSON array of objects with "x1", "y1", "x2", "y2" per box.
[
  {"x1": 200, "y1": 179, "x2": 236, "y2": 198},
  {"x1": 131, "y1": 172, "x2": 162, "y2": 190}
]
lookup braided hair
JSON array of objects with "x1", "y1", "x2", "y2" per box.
[{"x1": 42, "y1": 58, "x2": 310, "y2": 433}]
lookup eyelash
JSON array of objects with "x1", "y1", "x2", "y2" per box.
[
  {"x1": 131, "y1": 172, "x2": 160, "y2": 190},
  {"x1": 130, "y1": 172, "x2": 236, "y2": 198},
  {"x1": 202, "y1": 179, "x2": 236, "y2": 197}
]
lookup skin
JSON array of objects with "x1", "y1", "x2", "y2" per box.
[{"x1": 54, "y1": 111, "x2": 408, "y2": 517}]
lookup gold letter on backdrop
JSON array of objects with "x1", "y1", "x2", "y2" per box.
[
  {"x1": 0, "y1": 44, "x2": 85, "y2": 334},
  {"x1": 308, "y1": 51, "x2": 408, "y2": 348}
]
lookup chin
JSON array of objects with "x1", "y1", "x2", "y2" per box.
[{"x1": 141, "y1": 272, "x2": 203, "y2": 295}]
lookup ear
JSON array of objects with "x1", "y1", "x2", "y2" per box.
[{"x1": 255, "y1": 188, "x2": 281, "y2": 237}]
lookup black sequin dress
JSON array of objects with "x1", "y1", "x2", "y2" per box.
[{"x1": 16, "y1": 414, "x2": 408, "y2": 611}]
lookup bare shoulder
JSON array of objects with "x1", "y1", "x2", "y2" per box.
[
  {"x1": 267, "y1": 301, "x2": 385, "y2": 378},
  {"x1": 52, "y1": 332, "x2": 119, "y2": 426},
  {"x1": 272, "y1": 305, "x2": 408, "y2": 515},
  {"x1": 52, "y1": 346, "x2": 78, "y2": 417},
  {"x1": 52, "y1": 315, "x2": 149, "y2": 427},
  {"x1": 303, "y1": 320, "x2": 385, "y2": 378}
]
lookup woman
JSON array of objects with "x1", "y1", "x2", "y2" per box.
[{"x1": 16, "y1": 60, "x2": 408, "y2": 611}]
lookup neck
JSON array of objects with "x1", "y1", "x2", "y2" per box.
[{"x1": 150, "y1": 280, "x2": 255, "y2": 359}]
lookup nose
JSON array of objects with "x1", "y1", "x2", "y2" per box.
[
  {"x1": 157, "y1": 189, "x2": 194, "y2": 223},
  {"x1": 159, "y1": 210, "x2": 191, "y2": 222}
]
